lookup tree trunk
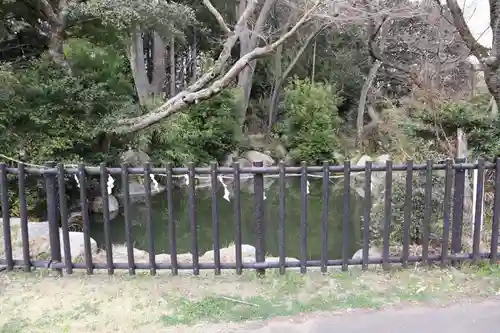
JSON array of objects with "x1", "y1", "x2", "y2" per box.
[
  {"x1": 150, "y1": 32, "x2": 166, "y2": 100},
  {"x1": 169, "y1": 37, "x2": 176, "y2": 97},
  {"x1": 236, "y1": 0, "x2": 277, "y2": 131},
  {"x1": 40, "y1": 0, "x2": 71, "y2": 72},
  {"x1": 267, "y1": 44, "x2": 283, "y2": 134},
  {"x1": 190, "y1": 32, "x2": 198, "y2": 84},
  {"x1": 356, "y1": 60, "x2": 382, "y2": 144},
  {"x1": 128, "y1": 29, "x2": 150, "y2": 106}
]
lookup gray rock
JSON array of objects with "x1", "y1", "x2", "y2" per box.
[
  {"x1": 273, "y1": 143, "x2": 288, "y2": 160},
  {"x1": 58, "y1": 229, "x2": 98, "y2": 261},
  {"x1": 352, "y1": 247, "x2": 383, "y2": 260},
  {"x1": 4, "y1": 218, "x2": 97, "y2": 261},
  {"x1": 90, "y1": 195, "x2": 119, "y2": 220},
  {"x1": 242, "y1": 150, "x2": 275, "y2": 167},
  {"x1": 201, "y1": 244, "x2": 256, "y2": 263},
  {"x1": 111, "y1": 245, "x2": 149, "y2": 263},
  {"x1": 283, "y1": 153, "x2": 295, "y2": 166},
  {"x1": 120, "y1": 148, "x2": 150, "y2": 167},
  {"x1": 221, "y1": 153, "x2": 252, "y2": 168},
  {"x1": 90, "y1": 195, "x2": 119, "y2": 213},
  {"x1": 264, "y1": 257, "x2": 299, "y2": 264},
  {"x1": 116, "y1": 180, "x2": 165, "y2": 203}
]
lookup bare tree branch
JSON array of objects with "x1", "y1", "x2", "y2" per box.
[
  {"x1": 202, "y1": 0, "x2": 232, "y2": 34},
  {"x1": 184, "y1": 0, "x2": 258, "y2": 94},
  {"x1": 114, "y1": 0, "x2": 322, "y2": 133},
  {"x1": 368, "y1": 16, "x2": 424, "y2": 88},
  {"x1": 489, "y1": 0, "x2": 500, "y2": 63},
  {"x1": 357, "y1": 61, "x2": 382, "y2": 142},
  {"x1": 445, "y1": 0, "x2": 490, "y2": 59},
  {"x1": 39, "y1": 0, "x2": 59, "y2": 23}
]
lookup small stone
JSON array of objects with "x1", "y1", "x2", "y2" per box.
[
  {"x1": 201, "y1": 244, "x2": 256, "y2": 263},
  {"x1": 351, "y1": 247, "x2": 382, "y2": 260},
  {"x1": 242, "y1": 150, "x2": 275, "y2": 166},
  {"x1": 155, "y1": 253, "x2": 171, "y2": 264}
]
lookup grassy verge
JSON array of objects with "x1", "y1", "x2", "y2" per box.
[{"x1": 1, "y1": 263, "x2": 500, "y2": 333}]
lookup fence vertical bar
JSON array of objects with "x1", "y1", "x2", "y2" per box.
[
  {"x1": 253, "y1": 161, "x2": 266, "y2": 276},
  {"x1": 383, "y1": 160, "x2": 393, "y2": 270},
  {"x1": 402, "y1": 160, "x2": 413, "y2": 268},
  {"x1": 300, "y1": 161, "x2": 308, "y2": 274},
  {"x1": 490, "y1": 158, "x2": 500, "y2": 264},
  {"x1": 99, "y1": 163, "x2": 113, "y2": 275},
  {"x1": 188, "y1": 163, "x2": 199, "y2": 275},
  {"x1": 342, "y1": 160, "x2": 350, "y2": 271},
  {"x1": 278, "y1": 162, "x2": 286, "y2": 274},
  {"x1": 58, "y1": 164, "x2": 72, "y2": 274},
  {"x1": 233, "y1": 161, "x2": 243, "y2": 274},
  {"x1": 210, "y1": 162, "x2": 221, "y2": 275},
  {"x1": 451, "y1": 158, "x2": 466, "y2": 267},
  {"x1": 362, "y1": 161, "x2": 372, "y2": 270},
  {"x1": 0, "y1": 163, "x2": 13, "y2": 271},
  {"x1": 472, "y1": 158, "x2": 485, "y2": 264},
  {"x1": 78, "y1": 164, "x2": 93, "y2": 275},
  {"x1": 441, "y1": 159, "x2": 453, "y2": 267},
  {"x1": 321, "y1": 161, "x2": 330, "y2": 273},
  {"x1": 144, "y1": 163, "x2": 156, "y2": 275},
  {"x1": 46, "y1": 162, "x2": 62, "y2": 275},
  {"x1": 422, "y1": 160, "x2": 433, "y2": 266},
  {"x1": 18, "y1": 163, "x2": 30, "y2": 272},
  {"x1": 166, "y1": 163, "x2": 177, "y2": 275},
  {"x1": 121, "y1": 163, "x2": 135, "y2": 275}
]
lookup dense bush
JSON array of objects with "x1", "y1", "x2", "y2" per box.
[
  {"x1": 278, "y1": 78, "x2": 344, "y2": 165},
  {"x1": 0, "y1": 38, "x2": 137, "y2": 218},
  {"x1": 0, "y1": 38, "x2": 136, "y2": 166},
  {"x1": 147, "y1": 90, "x2": 239, "y2": 166},
  {"x1": 403, "y1": 93, "x2": 499, "y2": 159}
]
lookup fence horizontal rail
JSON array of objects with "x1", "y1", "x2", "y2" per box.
[
  {"x1": 0, "y1": 252, "x2": 493, "y2": 272},
  {"x1": 0, "y1": 157, "x2": 499, "y2": 277},
  {"x1": 2, "y1": 159, "x2": 498, "y2": 176}
]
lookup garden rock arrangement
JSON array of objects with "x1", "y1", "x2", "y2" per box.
[
  {"x1": 1, "y1": 217, "x2": 395, "y2": 273},
  {"x1": 0, "y1": 218, "x2": 98, "y2": 262},
  {"x1": 92, "y1": 243, "x2": 297, "y2": 268}
]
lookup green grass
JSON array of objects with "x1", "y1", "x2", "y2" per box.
[
  {"x1": 2, "y1": 263, "x2": 500, "y2": 332},
  {"x1": 157, "y1": 263, "x2": 500, "y2": 326}
]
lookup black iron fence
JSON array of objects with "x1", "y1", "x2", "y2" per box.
[{"x1": 0, "y1": 158, "x2": 499, "y2": 276}]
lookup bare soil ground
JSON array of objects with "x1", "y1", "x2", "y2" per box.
[{"x1": 1, "y1": 263, "x2": 500, "y2": 333}]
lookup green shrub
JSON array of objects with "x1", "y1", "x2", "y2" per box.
[
  {"x1": 0, "y1": 38, "x2": 136, "y2": 219},
  {"x1": 278, "y1": 78, "x2": 344, "y2": 165},
  {"x1": 148, "y1": 90, "x2": 239, "y2": 166},
  {"x1": 0, "y1": 38, "x2": 135, "y2": 165},
  {"x1": 407, "y1": 94, "x2": 500, "y2": 159}
]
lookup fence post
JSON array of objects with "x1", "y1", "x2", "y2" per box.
[
  {"x1": 253, "y1": 161, "x2": 265, "y2": 277},
  {"x1": 0, "y1": 163, "x2": 14, "y2": 271},
  {"x1": 451, "y1": 158, "x2": 466, "y2": 267},
  {"x1": 45, "y1": 161, "x2": 62, "y2": 275}
]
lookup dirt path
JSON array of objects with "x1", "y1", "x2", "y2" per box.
[{"x1": 235, "y1": 298, "x2": 500, "y2": 333}]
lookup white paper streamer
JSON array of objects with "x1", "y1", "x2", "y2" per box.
[
  {"x1": 306, "y1": 180, "x2": 310, "y2": 194},
  {"x1": 218, "y1": 175, "x2": 231, "y2": 202},
  {"x1": 183, "y1": 174, "x2": 189, "y2": 185},
  {"x1": 150, "y1": 174, "x2": 159, "y2": 192},
  {"x1": 107, "y1": 175, "x2": 114, "y2": 194},
  {"x1": 74, "y1": 174, "x2": 80, "y2": 188}
]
